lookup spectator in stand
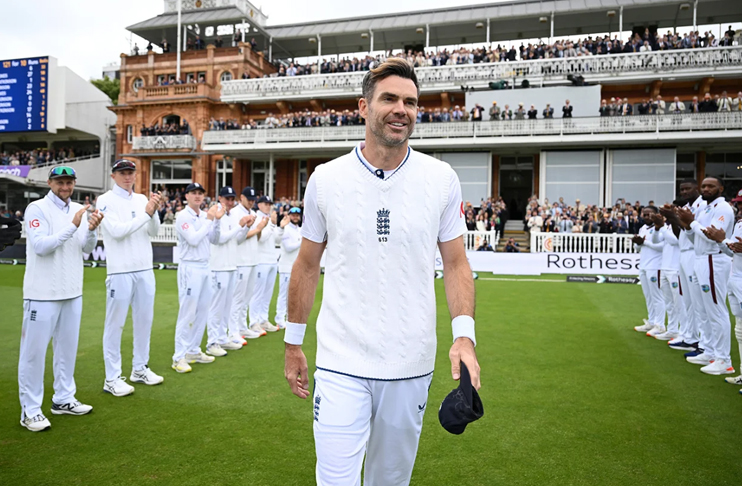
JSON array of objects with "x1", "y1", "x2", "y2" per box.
[
  {"x1": 614, "y1": 212, "x2": 629, "y2": 234},
  {"x1": 527, "y1": 210, "x2": 543, "y2": 235},
  {"x1": 194, "y1": 36, "x2": 205, "y2": 50},
  {"x1": 599, "y1": 99, "x2": 610, "y2": 116},
  {"x1": 562, "y1": 100, "x2": 573, "y2": 118},
  {"x1": 543, "y1": 104, "x2": 554, "y2": 119},
  {"x1": 735, "y1": 92, "x2": 742, "y2": 112},
  {"x1": 599, "y1": 213, "x2": 615, "y2": 233},
  {"x1": 514, "y1": 103, "x2": 526, "y2": 120},
  {"x1": 651, "y1": 95, "x2": 666, "y2": 114},
  {"x1": 688, "y1": 96, "x2": 701, "y2": 113},
  {"x1": 542, "y1": 215, "x2": 556, "y2": 232},
  {"x1": 470, "y1": 103, "x2": 484, "y2": 121},
  {"x1": 637, "y1": 99, "x2": 650, "y2": 115},
  {"x1": 505, "y1": 238, "x2": 520, "y2": 253},
  {"x1": 489, "y1": 102, "x2": 500, "y2": 121},
  {"x1": 451, "y1": 105, "x2": 463, "y2": 121},
  {"x1": 618, "y1": 98, "x2": 633, "y2": 116},
  {"x1": 501, "y1": 104, "x2": 512, "y2": 120},
  {"x1": 558, "y1": 215, "x2": 573, "y2": 233},
  {"x1": 669, "y1": 96, "x2": 685, "y2": 114},
  {"x1": 699, "y1": 92, "x2": 718, "y2": 112},
  {"x1": 527, "y1": 105, "x2": 538, "y2": 119},
  {"x1": 476, "y1": 238, "x2": 494, "y2": 251},
  {"x1": 718, "y1": 91, "x2": 733, "y2": 112},
  {"x1": 132, "y1": 43, "x2": 140, "y2": 56}
]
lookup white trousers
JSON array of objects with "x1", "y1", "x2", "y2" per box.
[
  {"x1": 229, "y1": 265, "x2": 257, "y2": 338},
  {"x1": 660, "y1": 270, "x2": 686, "y2": 334},
  {"x1": 173, "y1": 262, "x2": 212, "y2": 361},
  {"x1": 18, "y1": 297, "x2": 82, "y2": 419},
  {"x1": 725, "y1": 277, "x2": 742, "y2": 369},
  {"x1": 313, "y1": 369, "x2": 433, "y2": 486},
  {"x1": 693, "y1": 254, "x2": 732, "y2": 361},
  {"x1": 103, "y1": 270, "x2": 156, "y2": 381},
  {"x1": 275, "y1": 272, "x2": 291, "y2": 325},
  {"x1": 207, "y1": 270, "x2": 235, "y2": 346},
  {"x1": 679, "y1": 251, "x2": 703, "y2": 344},
  {"x1": 249, "y1": 263, "x2": 277, "y2": 325},
  {"x1": 639, "y1": 269, "x2": 664, "y2": 327}
]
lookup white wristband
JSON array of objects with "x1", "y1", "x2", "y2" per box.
[
  {"x1": 452, "y1": 315, "x2": 476, "y2": 347},
  {"x1": 284, "y1": 322, "x2": 307, "y2": 346}
]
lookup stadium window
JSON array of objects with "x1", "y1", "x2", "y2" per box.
[
  {"x1": 186, "y1": 73, "x2": 195, "y2": 83},
  {"x1": 133, "y1": 77, "x2": 144, "y2": 92},
  {"x1": 151, "y1": 159, "x2": 193, "y2": 194},
  {"x1": 706, "y1": 152, "x2": 742, "y2": 200},
  {"x1": 298, "y1": 161, "x2": 308, "y2": 200},
  {"x1": 216, "y1": 158, "x2": 233, "y2": 194},
  {"x1": 126, "y1": 125, "x2": 133, "y2": 144},
  {"x1": 676, "y1": 153, "x2": 696, "y2": 190},
  {"x1": 220, "y1": 71, "x2": 233, "y2": 83}
]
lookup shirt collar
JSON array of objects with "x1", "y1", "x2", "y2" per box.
[
  {"x1": 112, "y1": 183, "x2": 133, "y2": 200},
  {"x1": 46, "y1": 191, "x2": 70, "y2": 211},
  {"x1": 186, "y1": 206, "x2": 199, "y2": 217}
]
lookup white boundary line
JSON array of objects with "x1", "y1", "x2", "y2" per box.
[{"x1": 478, "y1": 277, "x2": 565, "y2": 283}]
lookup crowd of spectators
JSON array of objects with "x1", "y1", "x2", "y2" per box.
[
  {"x1": 600, "y1": 91, "x2": 742, "y2": 116},
  {"x1": 140, "y1": 120, "x2": 190, "y2": 137},
  {"x1": 209, "y1": 109, "x2": 366, "y2": 130},
  {"x1": 0, "y1": 146, "x2": 100, "y2": 167},
  {"x1": 463, "y1": 197, "x2": 510, "y2": 239},
  {"x1": 267, "y1": 27, "x2": 738, "y2": 77}
]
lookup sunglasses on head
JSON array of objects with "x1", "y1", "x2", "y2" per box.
[
  {"x1": 48, "y1": 166, "x2": 76, "y2": 179},
  {"x1": 112, "y1": 160, "x2": 136, "y2": 172}
]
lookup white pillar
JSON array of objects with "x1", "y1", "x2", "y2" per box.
[
  {"x1": 693, "y1": 0, "x2": 698, "y2": 31},
  {"x1": 317, "y1": 34, "x2": 322, "y2": 66},
  {"x1": 176, "y1": 0, "x2": 182, "y2": 79},
  {"x1": 486, "y1": 19, "x2": 490, "y2": 46},
  {"x1": 269, "y1": 36, "x2": 273, "y2": 62},
  {"x1": 242, "y1": 19, "x2": 246, "y2": 43},
  {"x1": 183, "y1": 25, "x2": 187, "y2": 51},
  {"x1": 550, "y1": 12, "x2": 554, "y2": 45},
  {"x1": 619, "y1": 6, "x2": 623, "y2": 42},
  {"x1": 426, "y1": 24, "x2": 430, "y2": 50},
  {"x1": 370, "y1": 30, "x2": 374, "y2": 53},
  {"x1": 268, "y1": 153, "x2": 274, "y2": 200}
]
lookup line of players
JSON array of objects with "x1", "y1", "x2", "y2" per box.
[
  {"x1": 18, "y1": 160, "x2": 302, "y2": 431},
  {"x1": 633, "y1": 177, "x2": 742, "y2": 394}
]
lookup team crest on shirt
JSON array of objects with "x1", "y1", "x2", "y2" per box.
[
  {"x1": 701, "y1": 284, "x2": 710, "y2": 292},
  {"x1": 377, "y1": 208, "x2": 390, "y2": 242},
  {"x1": 672, "y1": 282, "x2": 678, "y2": 289},
  {"x1": 650, "y1": 276, "x2": 657, "y2": 283},
  {"x1": 182, "y1": 223, "x2": 189, "y2": 230}
]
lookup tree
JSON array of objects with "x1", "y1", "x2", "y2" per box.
[{"x1": 91, "y1": 76, "x2": 120, "y2": 105}]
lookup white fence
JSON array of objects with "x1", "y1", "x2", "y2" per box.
[
  {"x1": 530, "y1": 232, "x2": 637, "y2": 254},
  {"x1": 202, "y1": 112, "x2": 742, "y2": 147},
  {"x1": 221, "y1": 46, "x2": 742, "y2": 102},
  {"x1": 132, "y1": 135, "x2": 196, "y2": 151}
]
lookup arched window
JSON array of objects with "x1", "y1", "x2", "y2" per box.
[
  {"x1": 220, "y1": 71, "x2": 233, "y2": 83},
  {"x1": 133, "y1": 78, "x2": 144, "y2": 92}
]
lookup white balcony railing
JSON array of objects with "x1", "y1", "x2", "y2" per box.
[
  {"x1": 221, "y1": 46, "x2": 742, "y2": 102},
  {"x1": 464, "y1": 231, "x2": 499, "y2": 251},
  {"x1": 202, "y1": 112, "x2": 742, "y2": 147},
  {"x1": 132, "y1": 135, "x2": 196, "y2": 151},
  {"x1": 530, "y1": 232, "x2": 637, "y2": 253}
]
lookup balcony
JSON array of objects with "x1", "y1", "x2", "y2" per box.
[
  {"x1": 202, "y1": 112, "x2": 742, "y2": 153},
  {"x1": 220, "y1": 46, "x2": 742, "y2": 103},
  {"x1": 132, "y1": 135, "x2": 196, "y2": 151},
  {"x1": 121, "y1": 83, "x2": 220, "y2": 104}
]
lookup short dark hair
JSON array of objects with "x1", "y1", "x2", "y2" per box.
[
  {"x1": 703, "y1": 175, "x2": 724, "y2": 186},
  {"x1": 644, "y1": 205, "x2": 659, "y2": 213},
  {"x1": 361, "y1": 58, "x2": 419, "y2": 101},
  {"x1": 679, "y1": 179, "x2": 698, "y2": 187}
]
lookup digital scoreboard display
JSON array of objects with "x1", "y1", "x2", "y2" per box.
[{"x1": 0, "y1": 56, "x2": 49, "y2": 133}]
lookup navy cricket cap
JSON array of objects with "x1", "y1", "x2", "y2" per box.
[
  {"x1": 112, "y1": 159, "x2": 136, "y2": 172},
  {"x1": 438, "y1": 363, "x2": 484, "y2": 435},
  {"x1": 219, "y1": 186, "x2": 236, "y2": 197},
  {"x1": 185, "y1": 182, "x2": 205, "y2": 194},
  {"x1": 256, "y1": 195, "x2": 272, "y2": 204},
  {"x1": 242, "y1": 186, "x2": 257, "y2": 200}
]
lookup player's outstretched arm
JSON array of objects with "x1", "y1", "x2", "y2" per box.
[
  {"x1": 439, "y1": 236, "x2": 481, "y2": 390},
  {"x1": 284, "y1": 237, "x2": 326, "y2": 399}
]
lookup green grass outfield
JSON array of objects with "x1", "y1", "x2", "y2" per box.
[{"x1": 1, "y1": 266, "x2": 741, "y2": 485}]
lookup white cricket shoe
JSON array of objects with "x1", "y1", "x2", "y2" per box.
[
  {"x1": 243, "y1": 328, "x2": 263, "y2": 339},
  {"x1": 185, "y1": 351, "x2": 215, "y2": 364},
  {"x1": 206, "y1": 344, "x2": 227, "y2": 357},
  {"x1": 221, "y1": 340, "x2": 242, "y2": 350},
  {"x1": 653, "y1": 331, "x2": 677, "y2": 341},
  {"x1": 668, "y1": 336, "x2": 684, "y2": 345},
  {"x1": 249, "y1": 323, "x2": 267, "y2": 336},
  {"x1": 103, "y1": 377, "x2": 135, "y2": 397},
  {"x1": 130, "y1": 366, "x2": 164, "y2": 385},
  {"x1": 172, "y1": 359, "x2": 192, "y2": 373},
  {"x1": 51, "y1": 400, "x2": 93, "y2": 415},
  {"x1": 275, "y1": 321, "x2": 287, "y2": 330},
  {"x1": 686, "y1": 353, "x2": 713, "y2": 366},
  {"x1": 261, "y1": 321, "x2": 279, "y2": 332},
  {"x1": 701, "y1": 359, "x2": 735, "y2": 375},
  {"x1": 724, "y1": 375, "x2": 742, "y2": 385},
  {"x1": 234, "y1": 336, "x2": 248, "y2": 346},
  {"x1": 21, "y1": 413, "x2": 51, "y2": 432},
  {"x1": 634, "y1": 323, "x2": 654, "y2": 333},
  {"x1": 646, "y1": 325, "x2": 666, "y2": 337}
]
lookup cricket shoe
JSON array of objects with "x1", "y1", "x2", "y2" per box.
[
  {"x1": 260, "y1": 321, "x2": 279, "y2": 333},
  {"x1": 243, "y1": 328, "x2": 263, "y2": 339},
  {"x1": 249, "y1": 323, "x2": 267, "y2": 336},
  {"x1": 130, "y1": 366, "x2": 164, "y2": 385},
  {"x1": 646, "y1": 326, "x2": 666, "y2": 338},
  {"x1": 103, "y1": 377, "x2": 135, "y2": 397},
  {"x1": 275, "y1": 321, "x2": 287, "y2": 330},
  {"x1": 234, "y1": 336, "x2": 248, "y2": 346},
  {"x1": 172, "y1": 359, "x2": 192, "y2": 373},
  {"x1": 724, "y1": 375, "x2": 742, "y2": 385},
  {"x1": 700, "y1": 359, "x2": 735, "y2": 375},
  {"x1": 684, "y1": 348, "x2": 705, "y2": 358},
  {"x1": 634, "y1": 323, "x2": 654, "y2": 333},
  {"x1": 669, "y1": 341, "x2": 698, "y2": 351},
  {"x1": 206, "y1": 344, "x2": 227, "y2": 357},
  {"x1": 221, "y1": 340, "x2": 243, "y2": 350},
  {"x1": 654, "y1": 331, "x2": 678, "y2": 341},
  {"x1": 51, "y1": 400, "x2": 93, "y2": 415},
  {"x1": 185, "y1": 351, "x2": 215, "y2": 364},
  {"x1": 686, "y1": 353, "x2": 713, "y2": 366},
  {"x1": 21, "y1": 413, "x2": 51, "y2": 432}
]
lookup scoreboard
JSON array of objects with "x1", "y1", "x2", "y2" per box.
[{"x1": 0, "y1": 56, "x2": 49, "y2": 133}]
